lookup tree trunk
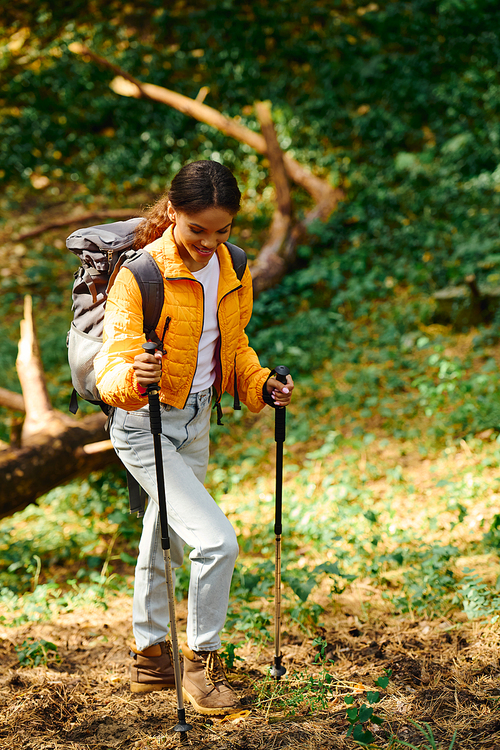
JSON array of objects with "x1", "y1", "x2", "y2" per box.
[
  {"x1": 0, "y1": 299, "x2": 118, "y2": 519},
  {"x1": 0, "y1": 414, "x2": 118, "y2": 519}
]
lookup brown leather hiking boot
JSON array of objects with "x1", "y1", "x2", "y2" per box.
[
  {"x1": 181, "y1": 644, "x2": 241, "y2": 715},
  {"x1": 130, "y1": 640, "x2": 176, "y2": 693}
]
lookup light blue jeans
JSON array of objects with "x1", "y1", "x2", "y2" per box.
[{"x1": 110, "y1": 388, "x2": 239, "y2": 653}]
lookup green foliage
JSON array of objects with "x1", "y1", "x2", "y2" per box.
[
  {"x1": 344, "y1": 670, "x2": 390, "y2": 746},
  {"x1": 343, "y1": 671, "x2": 458, "y2": 749},
  {"x1": 2, "y1": 0, "x2": 500, "y2": 249},
  {"x1": 220, "y1": 641, "x2": 244, "y2": 671},
  {"x1": 224, "y1": 604, "x2": 272, "y2": 643},
  {"x1": 391, "y1": 545, "x2": 460, "y2": 617},
  {"x1": 255, "y1": 636, "x2": 337, "y2": 716},
  {"x1": 15, "y1": 637, "x2": 60, "y2": 667},
  {"x1": 0, "y1": 468, "x2": 140, "y2": 623},
  {"x1": 482, "y1": 512, "x2": 500, "y2": 549},
  {"x1": 456, "y1": 569, "x2": 500, "y2": 623}
]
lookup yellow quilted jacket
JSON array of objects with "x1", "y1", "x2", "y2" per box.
[{"x1": 94, "y1": 225, "x2": 270, "y2": 413}]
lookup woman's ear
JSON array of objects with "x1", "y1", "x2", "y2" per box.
[{"x1": 167, "y1": 200, "x2": 176, "y2": 223}]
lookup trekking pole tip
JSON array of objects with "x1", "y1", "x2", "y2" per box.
[
  {"x1": 174, "y1": 709, "x2": 192, "y2": 738},
  {"x1": 270, "y1": 653, "x2": 287, "y2": 680},
  {"x1": 175, "y1": 725, "x2": 193, "y2": 741},
  {"x1": 270, "y1": 663, "x2": 287, "y2": 680}
]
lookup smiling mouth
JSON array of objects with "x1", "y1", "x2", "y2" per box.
[{"x1": 194, "y1": 246, "x2": 214, "y2": 255}]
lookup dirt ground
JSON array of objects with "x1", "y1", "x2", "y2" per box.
[{"x1": 1, "y1": 591, "x2": 500, "y2": 750}]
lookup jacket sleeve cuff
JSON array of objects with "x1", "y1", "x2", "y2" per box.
[
  {"x1": 132, "y1": 370, "x2": 148, "y2": 398},
  {"x1": 262, "y1": 372, "x2": 277, "y2": 408}
]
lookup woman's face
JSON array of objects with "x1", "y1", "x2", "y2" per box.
[{"x1": 168, "y1": 202, "x2": 234, "y2": 272}]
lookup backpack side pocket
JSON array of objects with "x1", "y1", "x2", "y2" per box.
[{"x1": 67, "y1": 322, "x2": 102, "y2": 402}]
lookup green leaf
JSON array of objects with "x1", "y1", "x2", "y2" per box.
[
  {"x1": 352, "y1": 723, "x2": 375, "y2": 744},
  {"x1": 285, "y1": 575, "x2": 316, "y2": 603},
  {"x1": 120, "y1": 552, "x2": 136, "y2": 565},
  {"x1": 347, "y1": 706, "x2": 359, "y2": 721},
  {"x1": 358, "y1": 704, "x2": 374, "y2": 723},
  {"x1": 367, "y1": 690, "x2": 380, "y2": 704}
]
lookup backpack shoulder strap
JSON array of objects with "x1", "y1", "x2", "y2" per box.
[
  {"x1": 225, "y1": 242, "x2": 247, "y2": 281},
  {"x1": 122, "y1": 250, "x2": 165, "y2": 349},
  {"x1": 116, "y1": 244, "x2": 244, "y2": 351}
]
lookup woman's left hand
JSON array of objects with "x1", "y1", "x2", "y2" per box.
[{"x1": 266, "y1": 373, "x2": 294, "y2": 407}]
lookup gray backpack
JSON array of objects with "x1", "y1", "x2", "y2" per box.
[
  {"x1": 66, "y1": 217, "x2": 248, "y2": 415},
  {"x1": 67, "y1": 218, "x2": 164, "y2": 415}
]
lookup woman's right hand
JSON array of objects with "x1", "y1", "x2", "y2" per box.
[{"x1": 133, "y1": 350, "x2": 162, "y2": 387}]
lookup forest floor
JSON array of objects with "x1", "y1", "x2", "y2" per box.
[
  {"x1": 1, "y1": 591, "x2": 500, "y2": 749},
  {"x1": 2, "y1": 307, "x2": 500, "y2": 748}
]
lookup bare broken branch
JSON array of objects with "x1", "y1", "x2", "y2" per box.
[
  {"x1": 0, "y1": 387, "x2": 25, "y2": 412},
  {"x1": 16, "y1": 296, "x2": 73, "y2": 442},
  {"x1": 13, "y1": 209, "x2": 140, "y2": 242},
  {"x1": 69, "y1": 43, "x2": 340, "y2": 206},
  {"x1": 255, "y1": 101, "x2": 292, "y2": 219}
]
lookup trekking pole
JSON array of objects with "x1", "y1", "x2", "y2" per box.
[
  {"x1": 269, "y1": 365, "x2": 290, "y2": 681},
  {"x1": 142, "y1": 343, "x2": 192, "y2": 741}
]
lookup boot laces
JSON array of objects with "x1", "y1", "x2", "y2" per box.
[{"x1": 202, "y1": 651, "x2": 228, "y2": 686}]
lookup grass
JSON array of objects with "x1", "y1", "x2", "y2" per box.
[
  {"x1": 1, "y1": 288, "x2": 500, "y2": 631},
  {"x1": 1, "y1": 394, "x2": 499, "y2": 633},
  {"x1": 1, "y1": 290, "x2": 500, "y2": 749}
]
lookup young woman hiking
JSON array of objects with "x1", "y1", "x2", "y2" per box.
[{"x1": 93, "y1": 160, "x2": 294, "y2": 715}]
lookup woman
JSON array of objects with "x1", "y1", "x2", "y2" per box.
[{"x1": 94, "y1": 160, "x2": 294, "y2": 715}]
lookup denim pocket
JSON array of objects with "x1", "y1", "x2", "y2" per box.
[{"x1": 123, "y1": 408, "x2": 151, "y2": 431}]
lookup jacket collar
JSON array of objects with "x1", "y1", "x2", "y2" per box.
[
  {"x1": 152, "y1": 225, "x2": 241, "y2": 294},
  {"x1": 159, "y1": 225, "x2": 193, "y2": 279}
]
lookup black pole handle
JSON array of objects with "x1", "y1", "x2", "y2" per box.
[
  {"x1": 273, "y1": 365, "x2": 290, "y2": 445},
  {"x1": 274, "y1": 365, "x2": 290, "y2": 386},
  {"x1": 142, "y1": 342, "x2": 162, "y2": 435},
  {"x1": 142, "y1": 341, "x2": 158, "y2": 359}
]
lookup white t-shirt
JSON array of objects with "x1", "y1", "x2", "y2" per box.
[{"x1": 190, "y1": 254, "x2": 221, "y2": 393}]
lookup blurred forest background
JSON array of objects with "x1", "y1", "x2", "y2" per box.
[{"x1": 2, "y1": 2, "x2": 500, "y2": 749}]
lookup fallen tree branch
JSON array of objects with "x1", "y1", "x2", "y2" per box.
[
  {"x1": 0, "y1": 296, "x2": 119, "y2": 517},
  {"x1": 13, "y1": 208, "x2": 140, "y2": 242},
  {"x1": 69, "y1": 43, "x2": 339, "y2": 206},
  {"x1": 16, "y1": 296, "x2": 73, "y2": 442},
  {"x1": 251, "y1": 101, "x2": 293, "y2": 294},
  {"x1": 79, "y1": 439, "x2": 114, "y2": 455},
  {"x1": 255, "y1": 101, "x2": 292, "y2": 219},
  {"x1": 251, "y1": 101, "x2": 343, "y2": 294},
  {"x1": 0, "y1": 413, "x2": 118, "y2": 519},
  {"x1": 0, "y1": 387, "x2": 25, "y2": 412}
]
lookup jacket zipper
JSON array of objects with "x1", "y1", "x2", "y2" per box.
[
  {"x1": 214, "y1": 284, "x2": 243, "y2": 422},
  {"x1": 164, "y1": 275, "x2": 242, "y2": 410}
]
